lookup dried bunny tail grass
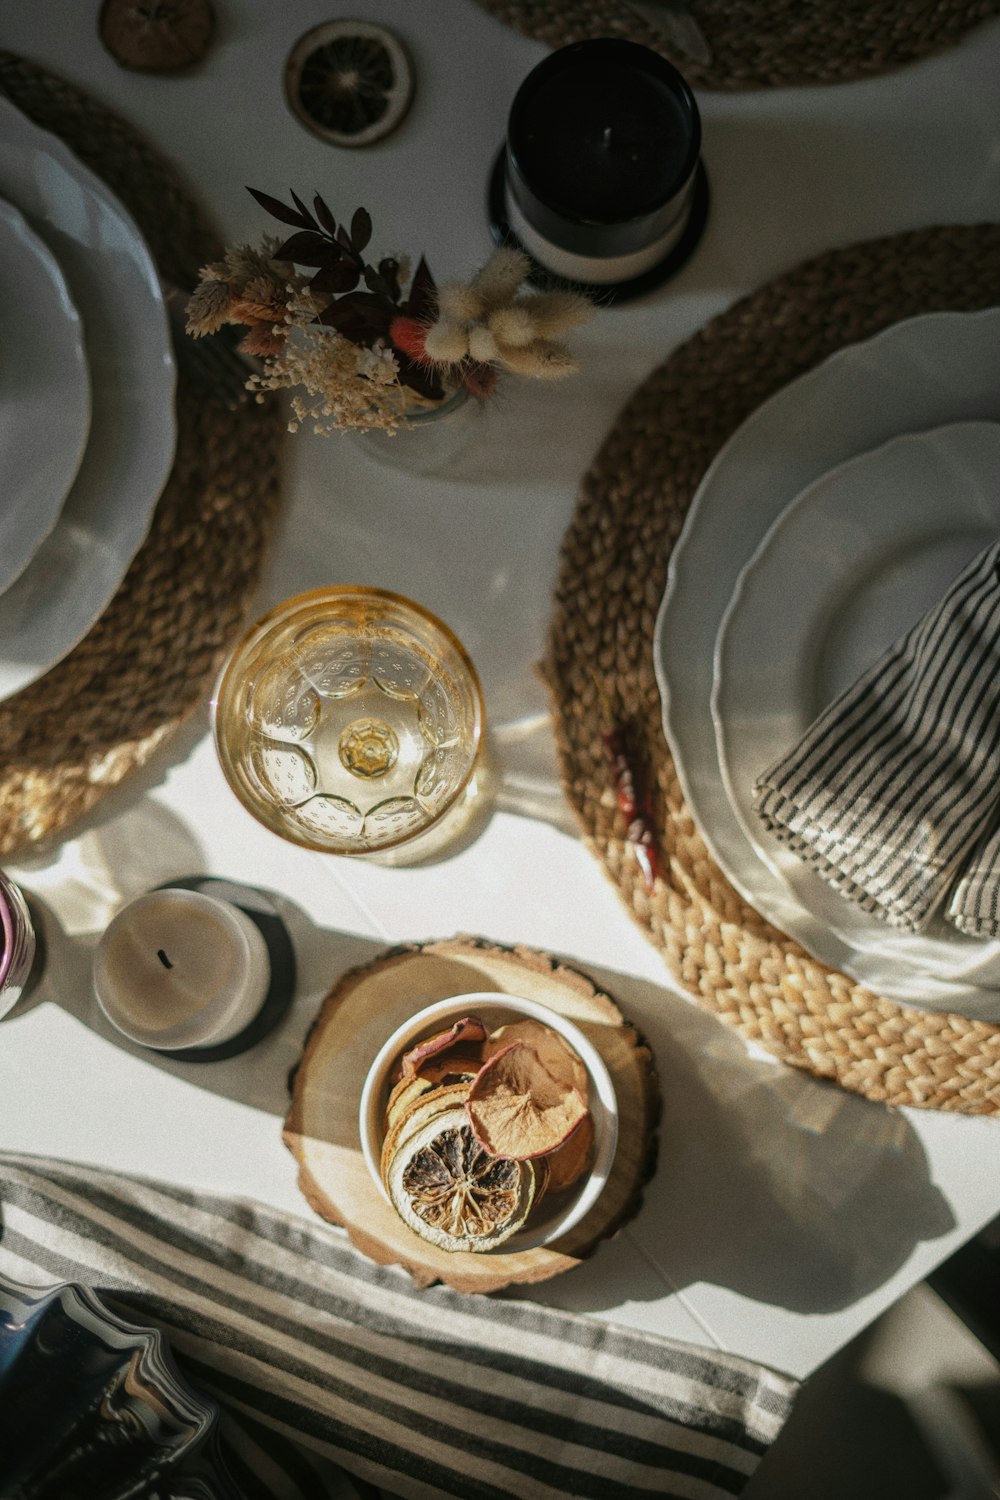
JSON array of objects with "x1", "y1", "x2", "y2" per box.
[
  {"x1": 424, "y1": 320, "x2": 470, "y2": 363},
  {"x1": 497, "y1": 340, "x2": 578, "y2": 378},
  {"x1": 489, "y1": 292, "x2": 593, "y2": 349},
  {"x1": 467, "y1": 323, "x2": 499, "y2": 363},
  {"x1": 437, "y1": 282, "x2": 484, "y2": 322},
  {"x1": 469, "y1": 246, "x2": 531, "y2": 308},
  {"x1": 487, "y1": 304, "x2": 538, "y2": 349},
  {"x1": 517, "y1": 289, "x2": 594, "y2": 337},
  {"x1": 185, "y1": 277, "x2": 232, "y2": 336}
]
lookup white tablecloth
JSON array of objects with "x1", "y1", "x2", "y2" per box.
[{"x1": 1, "y1": 0, "x2": 1000, "y2": 1385}]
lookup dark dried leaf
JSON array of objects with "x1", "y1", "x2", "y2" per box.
[
  {"x1": 336, "y1": 224, "x2": 354, "y2": 253},
  {"x1": 313, "y1": 194, "x2": 338, "y2": 237},
  {"x1": 290, "y1": 190, "x2": 319, "y2": 230},
  {"x1": 247, "y1": 186, "x2": 312, "y2": 230},
  {"x1": 402, "y1": 255, "x2": 438, "y2": 321},
  {"x1": 397, "y1": 353, "x2": 445, "y2": 403},
  {"x1": 378, "y1": 258, "x2": 401, "y2": 300},
  {"x1": 363, "y1": 265, "x2": 391, "y2": 297},
  {"x1": 350, "y1": 206, "x2": 373, "y2": 254},
  {"x1": 275, "y1": 231, "x2": 343, "y2": 267},
  {"x1": 319, "y1": 290, "x2": 394, "y2": 346},
  {"x1": 310, "y1": 261, "x2": 361, "y2": 294}
]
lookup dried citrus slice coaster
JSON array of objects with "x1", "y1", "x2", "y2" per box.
[
  {"x1": 483, "y1": 1020, "x2": 588, "y2": 1098},
  {"x1": 385, "y1": 1105, "x2": 539, "y2": 1252},
  {"x1": 467, "y1": 1041, "x2": 589, "y2": 1161},
  {"x1": 284, "y1": 20, "x2": 415, "y2": 148},
  {"x1": 99, "y1": 0, "x2": 215, "y2": 72}
]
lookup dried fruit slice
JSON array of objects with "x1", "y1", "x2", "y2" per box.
[
  {"x1": 483, "y1": 1020, "x2": 588, "y2": 1099},
  {"x1": 400, "y1": 1016, "x2": 487, "y2": 1078},
  {"x1": 383, "y1": 1074, "x2": 433, "y2": 1134},
  {"x1": 284, "y1": 21, "x2": 415, "y2": 148},
  {"x1": 467, "y1": 1042, "x2": 589, "y2": 1161},
  {"x1": 379, "y1": 1081, "x2": 471, "y2": 1181},
  {"x1": 544, "y1": 1113, "x2": 595, "y2": 1194},
  {"x1": 385, "y1": 1105, "x2": 538, "y2": 1252},
  {"x1": 99, "y1": 0, "x2": 215, "y2": 72}
]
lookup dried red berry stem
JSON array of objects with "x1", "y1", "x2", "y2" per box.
[{"x1": 593, "y1": 675, "x2": 659, "y2": 894}]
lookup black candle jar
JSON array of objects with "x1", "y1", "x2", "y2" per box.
[{"x1": 489, "y1": 38, "x2": 708, "y2": 302}]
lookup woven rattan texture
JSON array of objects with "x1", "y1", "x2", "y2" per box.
[
  {"x1": 475, "y1": 0, "x2": 1000, "y2": 89},
  {"x1": 544, "y1": 223, "x2": 1000, "y2": 1114},
  {"x1": 0, "y1": 55, "x2": 284, "y2": 855}
]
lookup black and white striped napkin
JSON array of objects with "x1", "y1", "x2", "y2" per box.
[
  {"x1": 753, "y1": 541, "x2": 1000, "y2": 933},
  {"x1": 945, "y1": 814, "x2": 1000, "y2": 937},
  {"x1": 0, "y1": 1152, "x2": 797, "y2": 1500}
]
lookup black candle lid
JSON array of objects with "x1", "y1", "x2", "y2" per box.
[{"x1": 507, "y1": 38, "x2": 701, "y2": 228}]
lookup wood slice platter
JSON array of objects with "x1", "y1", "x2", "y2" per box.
[{"x1": 283, "y1": 935, "x2": 661, "y2": 1293}]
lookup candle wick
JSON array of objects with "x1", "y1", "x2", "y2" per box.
[
  {"x1": 602, "y1": 126, "x2": 613, "y2": 148},
  {"x1": 156, "y1": 949, "x2": 174, "y2": 970}
]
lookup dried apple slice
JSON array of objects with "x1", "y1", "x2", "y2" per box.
[
  {"x1": 385, "y1": 1105, "x2": 539, "y2": 1252},
  {"x1": 467, "y1": 1041, "x2": 589, "y2": 1161},
  {"x1": 544, "y1": 1113, "x2": 595, "y2": 1193},
  {"x1": 400, "y1": 1016, "x2": 487, "y2": 1078},
  {"x1": 483, "y1": 1020, "x2": 588, "y2": 1098}
]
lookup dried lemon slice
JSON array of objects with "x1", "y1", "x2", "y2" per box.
[{"x1": 385, "y1": 1105, "x2": 538, "y2": 1252}]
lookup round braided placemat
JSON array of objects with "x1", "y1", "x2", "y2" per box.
[
  {"x1": 544, "y1": 222, "x2": 1000, "y2": 1115},
  {"x1": 475, "y1": 0, "x2": 1000, "y2": 90},
  {"x1": 0, "y1": 55, "x2": 284, "y2": 856}
]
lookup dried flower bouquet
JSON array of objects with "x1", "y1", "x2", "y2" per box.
[{"x1": 186, "y1": 188, "x2": 593, "y2": 435}]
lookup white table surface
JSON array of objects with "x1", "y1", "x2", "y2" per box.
[{"x1": 3, "y1": 0, "x2": 1000, "y2": 1384}]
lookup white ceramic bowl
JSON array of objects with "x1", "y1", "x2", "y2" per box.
[{"x1": 358, "y1": 992, "x2": 619, "y2": 1252}]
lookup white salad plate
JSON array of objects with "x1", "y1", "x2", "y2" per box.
[
  {"x1": 711, "y1": 422, "x2": 1000, "y2": 1013},
  {"x1": 0, "y1": 196, "x2": 91, "y2": 597},
  {"x1": 654, "y1": 308, "x2": 1000, "y2": 1020},
  {"x1": 0, "y1": 96, "x2": 176, "y2": 700}
]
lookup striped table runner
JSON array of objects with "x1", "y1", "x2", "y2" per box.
[
  {"x1": 753, "y1": 541, "x2": 1000, "y2": 933},
  {"x1": 0, "y1": 1153, "x2": 797, "y2": 1500}
]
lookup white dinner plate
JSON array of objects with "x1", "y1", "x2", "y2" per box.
[
  {"x1": 712, "y1": 422, "x2": 1000, "y2": 1012},
  {"x1": 0, "y1": 196, "x2": 91, "y2": 596},
  {"x1": 0, "y1": 97, "x2": 175, "y2": 699},
  {"x1": 654, "y1": 308, "x2": 1000, "y2": 1020}
]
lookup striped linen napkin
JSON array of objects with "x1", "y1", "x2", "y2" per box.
[
  {"x1": 752, "y1": 541, "x2": 1000, "y2": 933},
  {"x1": 946, "y1": 814, "x2": 1000, "y2": 936},
  {"x1": 0, "y1": 1152, "x2": 798, "y2": 1500}
]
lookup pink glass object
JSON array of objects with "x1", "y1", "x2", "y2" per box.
[{"x1": 0, "y1": 870, "x2": 37, "y2": 1020}]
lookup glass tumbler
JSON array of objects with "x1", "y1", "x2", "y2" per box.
[{"x1": 212, "y1": 588, "x2": 485, "y2": 859}]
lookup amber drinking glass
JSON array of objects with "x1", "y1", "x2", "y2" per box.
[{"x1": 212, "y1": 587, "x2": 485, "y2": 859}]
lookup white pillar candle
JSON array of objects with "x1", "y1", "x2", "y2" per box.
[{"x1": 93, "y1": 888, "x2": 271, "y2": 1051}]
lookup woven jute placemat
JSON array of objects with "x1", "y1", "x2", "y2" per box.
[
  {"x1": 476, "y1": 0, "x2": 1000, "y2": 90},
  {"x1": 544, "y1": 222, "x2": 1000, "y2": 1116},
  {"x1": 0, "y1": 55, "x2": 284, "y2": 855}
]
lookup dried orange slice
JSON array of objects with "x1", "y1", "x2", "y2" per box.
[
  {"x1": 483, "y1": 1020, "x2": 588, "y2": 1098},
  {"x1": 379, "y1": 1081, "x2": 471, "y2": 1182},
  {"x1": 284, "y1": 21, "x2": 415, "y2": 148},
  {"x1": 467, "y1": 1041, "x2": 589, "y2": 1161},
  {"x1": 385, "y1": 1105, "x2": 539, "y2": 1252}
]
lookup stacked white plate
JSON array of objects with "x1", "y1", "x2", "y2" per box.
[
  {"x1": 0, "y1": 95, "x2": 176, "y2": 700},
  {"x1": 653, "y1": 309, "x2": 1000, "y2": 1021}
]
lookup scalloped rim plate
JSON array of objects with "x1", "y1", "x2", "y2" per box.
[
  {"x1": 712, "y1": 422, "x2": 1000, "y2": 1011},
  {"x1": 0, "y1": 196, "x2": 91, "y2": 596},
  {"x1": 0, "y1": 96, "x2": 175, "y2": 699},
  {"x1": 654, "y1": 308, "x2": 1000, "y2": 1020}
]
